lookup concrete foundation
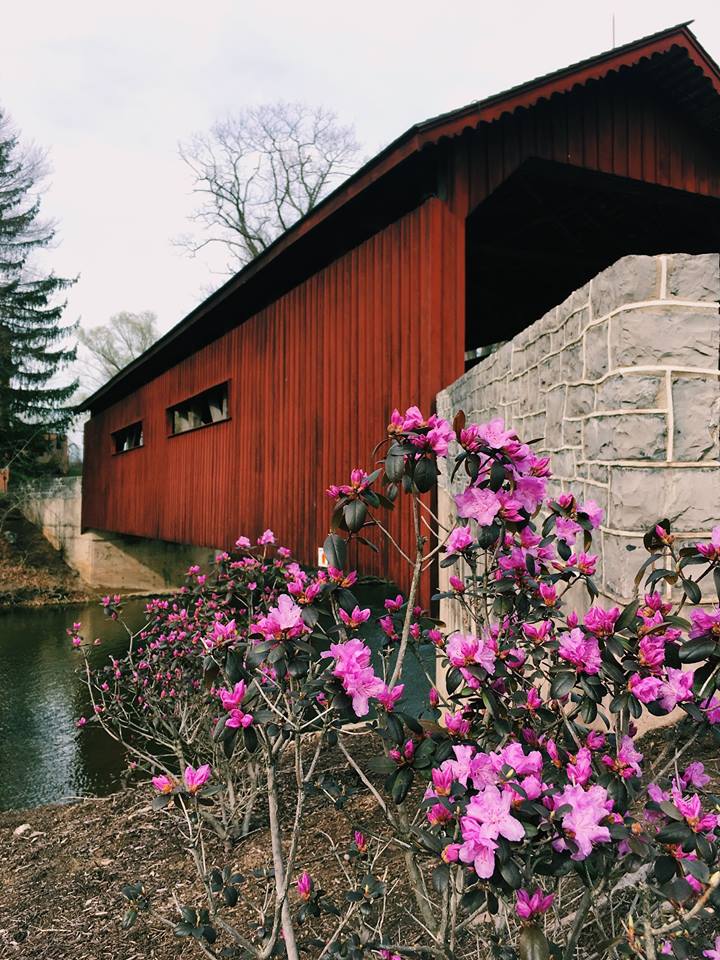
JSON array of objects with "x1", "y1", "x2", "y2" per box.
[{"x1": 19, "y1": 477, "x2": 215, "y2": 591}]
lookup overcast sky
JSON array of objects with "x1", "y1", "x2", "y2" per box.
[{"x1": 2, "y1": 0, "x2": 720, "y2": 340}]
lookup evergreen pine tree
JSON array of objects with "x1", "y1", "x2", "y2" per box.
[{"x1": 0, "y1": 109, "x2": 77, "y2": 480}]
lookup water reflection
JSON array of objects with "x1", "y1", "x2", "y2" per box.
[
  {"x1": 0, "y1": 599, "x2": 147, "y2": 811},
  {"x1": 0, "y1": 583, "x2": 432, "y2": 811}
]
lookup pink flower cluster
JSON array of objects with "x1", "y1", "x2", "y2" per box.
[
  {"x1": 388, "y1": 405, "x2": 454, "y2": 456},
  {"x1": 326, "y1": 468, "x2": 373, "y2": 500},
  {"x1": 321, "y1": 639, "x2": 384, "y2": 716},
  {"x1": 428, "y1": 737, "x2": 617, "y2": 879},
  {"x1": 151, "y1": 764, "x2": 211, "y2": 796},
  {"x1": 218, "y1": 680, "x2": 253, "y2": 729},
  {"x1": 453, "y1": 418, "x2": 552, "y2": 527},
  {"x1": 254, "y1": 594, "x2": 306, "y2": 641}
]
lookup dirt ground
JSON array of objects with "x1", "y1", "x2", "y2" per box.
[
  {"x1": 0, "y1": 507, "x2": 91, "y2": 608},
  {"x1": 0, "y1": 739, "x2": 416, "y2": 960},
  {"x1": 0, "y1": 728, "x2": 717, "y2": 960}
]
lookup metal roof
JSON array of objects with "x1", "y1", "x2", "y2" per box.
[{"x1": 80, "y1": 21, "x2": 720, "y2": 413}]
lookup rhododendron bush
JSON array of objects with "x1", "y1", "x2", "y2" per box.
[{"x1": 77, "y1": 405, "x2": 720, "y2": 960}]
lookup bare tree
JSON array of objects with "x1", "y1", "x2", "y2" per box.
[
  {"x1": 177, "y1": 102, "x2": 362, "y2": 270},
  {"x1": 77, "y1": 310, "x2": 159, "y2": 390}
]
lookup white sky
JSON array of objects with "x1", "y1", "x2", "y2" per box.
[{"x1": 2, "y1": 0, "x2": 720, "y2": 340}]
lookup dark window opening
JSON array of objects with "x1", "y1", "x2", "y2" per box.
[
  {"x1": 169, "y1": 382, "x2": 229, "y2": 435},
  {"x1": 465, "y1": 158, "x2": 720, "y2": 365},
  {"x1": 112, "y1": 421, "x2": 143, "y2": 454}
]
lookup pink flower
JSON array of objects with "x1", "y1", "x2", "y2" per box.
[
  {"x1": 570, "y1": 552, "x2": 598, "y2": 576},
  {"x1": 601, "y1": 736, "x2": 643, "y2": 780},
  {"x1": 638, "y1": 635, "x2": 666, "y2": 671},
  {"x1": 477, "y1": 418, "x2": 519, "y2": 452},
  {"x1": 697, "y1": 526, "x2": 720, "y2": 562},
  {"x1": 495, "y1": 491, "x2": 523, "y2": 522},
  {"x1": 702, "y1": 694, "x2": 720, "y2": 724},
  {"x1": 526, "y1": 687, "x2": 542, "y2": 712},
  {"x1": 628, "y1": 673, "x2": 663, "y2": 704},
  {"x1": 465, "y1": 784, "x2": 526, "y2": 843},
  {"x1": 226, "y1": 708, "x2": 253, "y2": 729},
  {"x1": 441, "y1": 842, "x2": 461, "y2": 864},
  {"x1": 556, "y1": 516, "x2": 581, "y2": 544},
  {"x1": 681, "y1": 762, "x2": 710, "y2": 789},
  {"x1": 455, "y1": 487, "x2": 501, "y2": 527},
  {"x1": 446, "y1": 633, "x2": 496, "y2": 675},
  {"x1": 514, "y1": 475, "x2": 547, "y2": 513},
  {"x1": 458, "y1": 785, "x2": 525, "y2": 878},
  {"x1": 491, "y1": 742, "x2": 543, "y2": 778},
  {"x1": 658, "y1": 668, "x2": 694, "y2": 712},
  {"x1": 515, "y1": 888, "x2": 554, "y2": 920},
  {"x1": 235, "y1": 536, "x2": 251, "y2": 548},
  {"x1": 184, "y1": 764, "x2": 211, "y2": 794},
  {"x1": 675, "y1": 793, "x2": 718, "y2": 834},
  {"x1": 255, "y1": 594, "x2": 305, "y2": 640},
  {"x1": 689, "y1": 607, "x2": 720, "y2": 640},
  {"x1": 557, "y1": 629, "x2": 601, "y2": 675},
  {"x1": 430, "y1": 766, "x2": 455, "y2": 797},
  {"x1": 400, "y1": 405, "x2": 426, "y2": 431},
  {"x1": 583, "y1": 606, "x2": 619, "y2": 638},
  {"x1": 375, "y1": 683, "x2": 404, "y2": 711},
  {"x1": 539, "y1": 583, "x2": 558, "y2": 607},
  {"x1": 76, "y1": 716, "x2": 87, "y2": 728},
  {"x1": 257, "y1": 529, "x2": 276, "y2": 545},
  {"x1": 553, "y1": 784, "x2": 612, "y2": 859},
  {"x1": 446, "y1": 525, "x2": 474, "y2": 553},
  {"x1": 425, "y1": 419, "x2": 454, "y2": 457},
  {"x1": 445, "y1": 711, "x2": 471, "y2": 737},
  {"x1": 219, "y1": 680, "x2": 247, "y2": 711},
  {"x1": 296, "y1": 871, "x2": 313, "y2": 900},
  {"x1": 321, "y1": 639, "x2": 384, "y2": 717},
  {"x1": 567, "y1": 747, "x2": 593, "y2": 786},
  {"x1": 152, "y1": 774, "x2": 175, "y2": 794},
  {"x1": 522, "y1": 621, "x2": 553, "y2": 645},
  {"x1": 427, "y1": 803, "x2": 453, "y2": 826},
  {"x1": 579, "y1": 499, "x2": 604, "y2": 528},
  {"x1": 457, "y1": 820, "x2": 498, "y2": 878},
  {"x1": 353, "y1": 830, "x2": 367, "y2": 853},
  {"x1": 339, "y1": 605, "x2": 371, "y2": 630}
]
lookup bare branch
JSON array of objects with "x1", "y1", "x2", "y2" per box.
[{"x1": 176, "y1": 102, "x2": 361, "y2": 271}]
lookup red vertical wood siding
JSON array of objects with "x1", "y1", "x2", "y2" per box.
[
  {"x1": 83, "y1": 199, "x2": 466, "y2": 593},
  {"x1": 446, "y1": 77, "x2": 720, "y2": 219}
]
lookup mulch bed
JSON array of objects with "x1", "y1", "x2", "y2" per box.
[
  {"x1": 0, "y1": 727, "x2": 717, "y2": 960},
  {"x1": 0, "y1": 737, "x2": 417, "y2": 960}
]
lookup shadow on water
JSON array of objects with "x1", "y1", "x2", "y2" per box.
[{"x1": 0, "y1": 599, "x2": 147, "y2": 811}]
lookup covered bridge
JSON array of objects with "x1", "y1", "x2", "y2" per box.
[{"x1": 80, "y1": 23, "x2": 720, "y2": 591}]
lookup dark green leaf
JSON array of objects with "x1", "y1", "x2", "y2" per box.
[
  {"x1": 323, "y1": 534, "x2": 347, "y2": 571},
  {"x1": 391, "y1": 767, "x2": 414, "y2": 804}
]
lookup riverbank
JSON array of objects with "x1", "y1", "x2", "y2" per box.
[{"x1": 0, "y1": 506, "x2": 92, "y2": 608}]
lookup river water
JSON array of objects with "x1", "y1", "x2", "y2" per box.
[
  {"x1": 0, "y1": 599, "x2": 147, "y2": 811},
  {"x1": 0, "y1": 586, "x2": 431, "y2": 811}
]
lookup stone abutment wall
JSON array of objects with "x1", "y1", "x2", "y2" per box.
[
  {"x1": 437, "y1": 253, "x2": 720, "y2": 606},
  {"x1": 20, "y1": 477, "x2": 213, "y2": 591}
]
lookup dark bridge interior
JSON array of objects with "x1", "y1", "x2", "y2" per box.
[{"x1": 466, "y1": 158, "x2": 720, "y2": 352}]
